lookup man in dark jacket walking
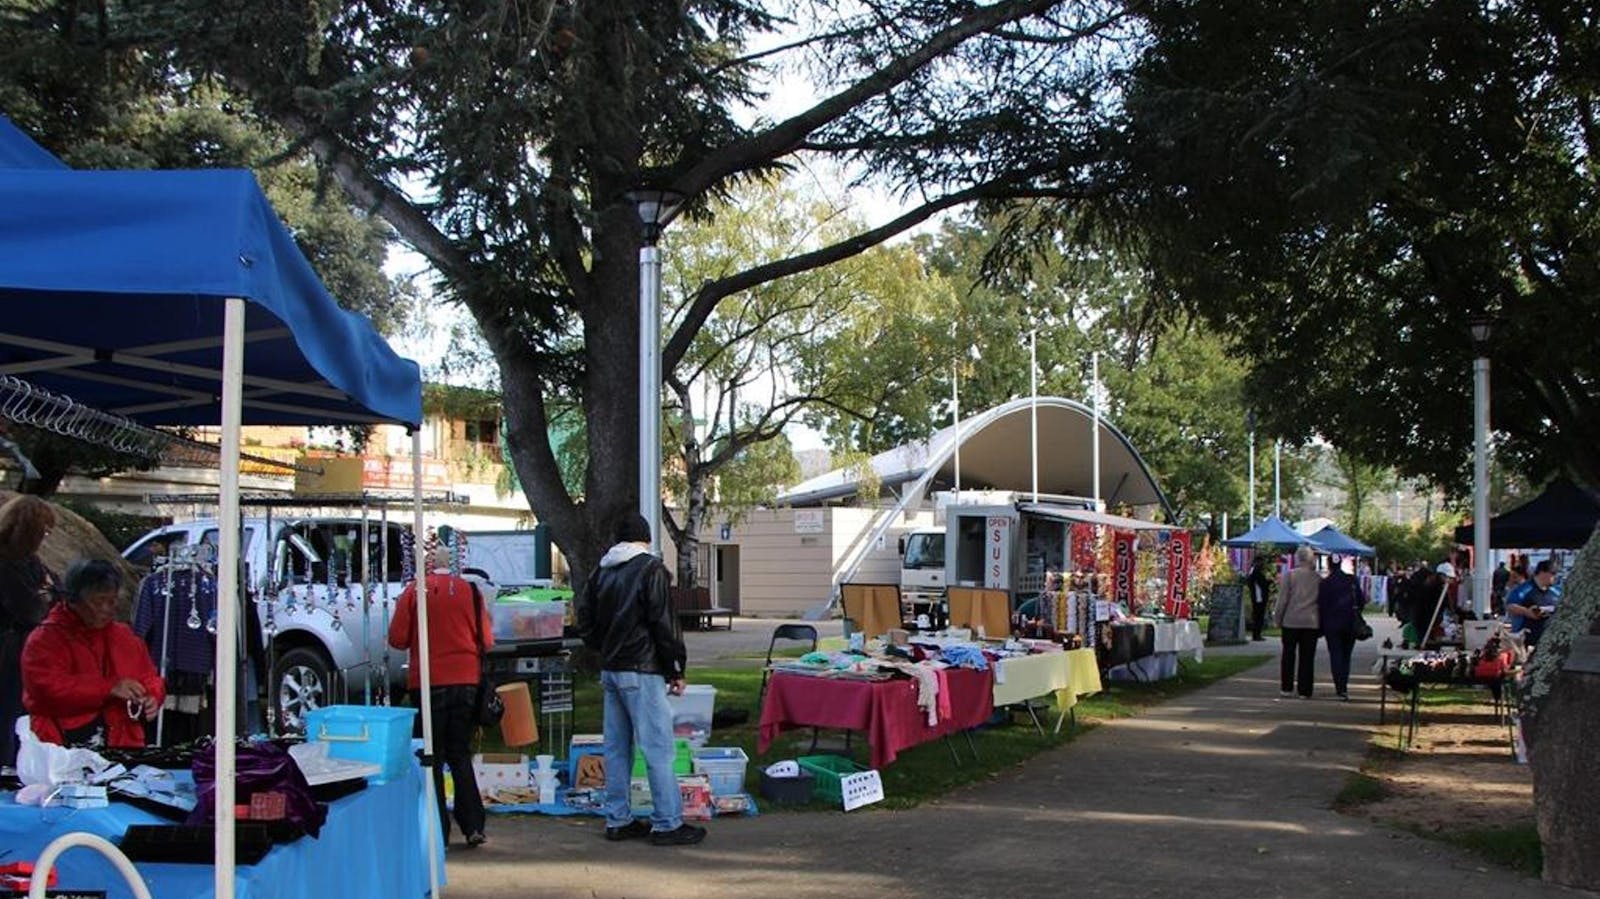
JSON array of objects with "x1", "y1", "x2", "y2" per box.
[{"x1": 576, "y1": 512, "x2": 704, "y2": 846}]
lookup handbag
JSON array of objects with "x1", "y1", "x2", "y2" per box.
[
  {"x1": 471, "y1": 585, "x2": 504, "y2": 727},
  {"x1": 1351, "y1": 610, "x2": 1374, "y2": 641}
]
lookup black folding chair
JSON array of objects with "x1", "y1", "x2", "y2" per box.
[{"x1": 757, "y1": 623, "x2": 824, "y2": 751}]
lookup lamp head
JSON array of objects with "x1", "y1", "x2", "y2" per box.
[
  {"x1": 1468, "y1": 315, "x2": 1494, "y2": 351},
  {"x1": 625, "y1": 186, "x2": 686, "y2": 245}
]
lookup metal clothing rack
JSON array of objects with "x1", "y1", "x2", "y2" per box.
[
  {"x1": 142, "y1": 544, "x2": 219, "y2": 746},
  {"x1": 142, "y1": 490, "x2": 467, "y2": 736}
]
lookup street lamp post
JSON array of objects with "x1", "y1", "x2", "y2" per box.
[
  {"x1": 627, "y1": 186, "x2": 686, "y2": 552},
  {"x1": 1470, "y1": 316, "x2": 1494, "y2": 617}
]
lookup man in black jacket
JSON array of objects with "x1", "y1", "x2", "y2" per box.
[{"x1": 576, "y1": 512, "x2": 705, "y2": 847}]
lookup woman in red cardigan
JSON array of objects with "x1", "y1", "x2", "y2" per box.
[{"x1": 22, "y1": 558, "x2": 163, "y2": 749}]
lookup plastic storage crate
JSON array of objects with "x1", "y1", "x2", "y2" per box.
[
  {"x1": 690, "y1": 747, "x2": 749, "y2": 796},
  {"x1": 759, "y1": 769, "x2": 816, "y2": 805},
  {"x1": 797, "y1": 755, "x2": 867, "y2": 805},
  {"x1": 305, "y1": 705, "x2": 418, "y2": 784},
  {"x1": 490, "y1": 600, "x2": 567, "y2": 640},
  {"x1": 632, "y1": 738, "x2": 693, "y2": 777},
  {"x1": 665, "y1": 684, "x2": 716, "y2": 747}
]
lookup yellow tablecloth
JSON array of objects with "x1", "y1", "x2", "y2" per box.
[
  {"x1": 991, "y1": 647, "x2": 1102, "y2": 711},
  {"x1": 1059, "y1": 647, "x2": 1103, "y2": 711}
]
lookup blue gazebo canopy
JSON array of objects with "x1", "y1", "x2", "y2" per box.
[
  {"x1": 1223, "y1": 515, "x2": 1308, "y2": 550},
  {"x1": 0, "y1": 114, "x2": 420, "y2": 428},
  {"x1": 1309, "y1": 525, "x2": 1376, "y2": 558}
]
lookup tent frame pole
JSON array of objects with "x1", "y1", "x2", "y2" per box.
[{"x1": 214, "y1": 298, "x2": 244, "y2": 899}]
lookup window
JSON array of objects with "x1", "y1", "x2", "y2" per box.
[
  {"x1": 126, "y1": 530, "x2": 188, "y2": 566},
  {"x1": 903, "y1": 533, "x2": 945, "y2": 570}
]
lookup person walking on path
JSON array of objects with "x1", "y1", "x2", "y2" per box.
[
  {"x1": 1273, "y1": 545, "x2": 1321, "y2": 698},
  {"x1": 1317, "y1": 556, "x2": 1365, "y2": 700},
  {"x1": 1245, "y1": 556, "x2": 1273, "y2": 642},
  {"x1": 577, "y1": 511, "x2": 704, "y2": 847},
  {"x1": 389, "y1": 538, "x2": 494, "y2": 848}
]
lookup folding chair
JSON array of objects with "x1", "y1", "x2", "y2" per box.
[{"x1": 757, "y1": 622, "x2": 817, "y2": 707}]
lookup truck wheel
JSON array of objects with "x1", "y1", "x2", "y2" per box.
[{"x1": 272, "y1": 646, "x2": 333, "y2": 736}]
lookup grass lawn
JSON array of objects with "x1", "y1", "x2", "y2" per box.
[{"x1": 478, "y1": 652, "x2": 1270, "y2": 811}]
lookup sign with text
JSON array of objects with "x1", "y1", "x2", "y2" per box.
[
  {"x1": 793, "y1": 509, "x2": 825, "y2": 534},
  {"x1": 1112, "y1": 530, "x2": 1136, "y2": 609},
  {"x1": 985, "y1": 516, "x2": 1012, "y2": 590},
  {"x1": 1165, "y1": 530, "x2": 1193, "y2": 618}
]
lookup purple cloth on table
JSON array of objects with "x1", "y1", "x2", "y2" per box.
[
  {"x1": 132, "y1": 568, "x2": 216, "y2": 674},
  {"x1": 758, "y1": 667, "x2": 994, "y2": 769}
]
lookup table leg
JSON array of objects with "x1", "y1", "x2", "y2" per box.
[
  {"x1": 942, "y1": 734, "x2": 962, "y2": 766},
  {"x1": 963, "y1": 729, "x2": 979, "y2": 761},
  {"x1": 1378, "y1": 659, "x2": 1389, "y2": 725},
  {"x1": 1019, "y1": 701, "x2": 1045, "y2": 737}
]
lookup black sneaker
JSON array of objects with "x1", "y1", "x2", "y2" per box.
[
  {"x1": 651, "y1": 824, "x2": 707, "y2": 846},
  {"x1": 464, "y1": 831, "x2": 487, "y2": 848},
  {"x1": 605, "y1": 820, "x2": 651, "y2": 842}
]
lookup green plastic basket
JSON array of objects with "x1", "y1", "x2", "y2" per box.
[
  {"x1": 632, "y1": 739, "x2": 693, "y2": 777},
  {"x1": 797, "y1": 755, "x2": 867, "y2": 805}
]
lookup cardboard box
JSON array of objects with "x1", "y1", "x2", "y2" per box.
[
  {"x1": 472, "y1": 753, "x2": 531, "y2": 793},
  {"x1": 627, "y1": 774, "x2": 714, "y2": 821}
]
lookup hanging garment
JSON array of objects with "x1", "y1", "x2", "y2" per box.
[{"x1": 132, "y1": 567, "x2": 217, "y2": 675}]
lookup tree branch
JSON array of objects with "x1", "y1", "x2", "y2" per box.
[
  {"x1": 673, "y1": 0, "x2": 1065, "y2": 194},
  {"x1": 664, "y1": 173, "x2": 1051, "y2": 371}
]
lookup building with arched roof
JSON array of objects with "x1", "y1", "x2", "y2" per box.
[{"x1": 664, "y1": 397, "x2": 1174, "y2": 618}]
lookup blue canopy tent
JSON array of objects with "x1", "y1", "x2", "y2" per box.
[
  {"x1": 1309, "y1": 525, "x2": 1376, "y2": 558},
  {"x1": 0, "y1": 115, "x2": 436, "y2": 899},
  {"x1": 1222, "y1": 515, "x2": 1308, "y2": 550}
]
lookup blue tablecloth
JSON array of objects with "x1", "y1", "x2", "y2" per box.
[{"x1": 0, "y1": 765, "x2": 438, "y2": 899}]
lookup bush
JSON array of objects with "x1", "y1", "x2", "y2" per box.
[{"x1": 55, "y1": 499, "x2": 162, "y2": 552}]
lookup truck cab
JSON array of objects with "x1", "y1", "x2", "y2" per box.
[{"x1": 898, "y1": 527, "x2": 947, "y2": 622}]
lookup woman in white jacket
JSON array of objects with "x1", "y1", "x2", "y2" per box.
[{"x1": 1273, "y1": 545, "x2": 1322, "y2": 698}]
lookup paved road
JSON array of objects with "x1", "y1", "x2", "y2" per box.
[{"x1": 446, "y1": 619, "x2": 1583, "y2": 899}]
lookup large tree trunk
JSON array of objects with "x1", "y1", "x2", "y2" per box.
[{"x1": 1520, "y1": 528, "x2": 1600, "y2": 890}]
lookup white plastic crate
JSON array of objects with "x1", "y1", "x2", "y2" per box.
[{"x1": 691, "y1": 746, "x2": 749, "y2": 796}]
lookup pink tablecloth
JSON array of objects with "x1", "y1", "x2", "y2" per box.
[{"x1": 758, "y1": 668, "x2": 995, "y2": 769}]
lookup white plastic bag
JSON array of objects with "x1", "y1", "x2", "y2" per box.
[{"x1": 15, "y1": 716, "x2": 118, "y2": 792}]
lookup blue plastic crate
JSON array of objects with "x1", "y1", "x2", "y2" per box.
[{"x1": 305, "y1": 705, "x2": 418, "y2": 784}]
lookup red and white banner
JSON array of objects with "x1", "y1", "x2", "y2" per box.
[
  {"x1": 1165, "y1": 530, "x2": 1193, "y2": 618},
  {"x1": 1112, "y1": 530, "x2": 1136, "y2": 609}
]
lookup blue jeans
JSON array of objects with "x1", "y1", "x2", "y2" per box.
[{"x1": 601, "y1": 670, "x2": 681, "y2": 831}]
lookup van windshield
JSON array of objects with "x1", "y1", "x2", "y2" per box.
[{"x1": 903, "y1": 533, "x2": 945, "y2": 570}]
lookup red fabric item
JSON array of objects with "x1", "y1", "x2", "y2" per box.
[
  {"x1": 1165, "y1": 531, "x2": 1193, "y2": 618},
  {"x1": 21, "y1": 603, "x2": 165, "y2": 748},
  {"x1": 758, "y1": 667, "x2": 994, "y2": 769},
  {"x1": 387, "y1": 571, "x2": 494, "y2": 690}
]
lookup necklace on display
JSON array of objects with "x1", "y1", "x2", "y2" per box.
[{"x1": 185, "y1": 564, "x2": 203, "y2": 631}]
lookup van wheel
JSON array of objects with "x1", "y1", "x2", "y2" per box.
[{"x1": 272, "y1": 646, "x2": 333, "y2": 736}]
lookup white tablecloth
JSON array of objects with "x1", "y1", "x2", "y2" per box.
[{"x1": 1151, "y1": 619, "x2": 1204, "y2": 662}]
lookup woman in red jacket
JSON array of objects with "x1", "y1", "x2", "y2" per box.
[
  {"x1": 388, "y1": 541, "x2": 494, "y2": 848},
  {"x1": 22, "y1": 558, "x2": 163, "y2": 749}
]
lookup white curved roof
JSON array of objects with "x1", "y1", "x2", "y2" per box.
[{"x1": 779, "y1": 395, "x2": 1172, "y2": 516}]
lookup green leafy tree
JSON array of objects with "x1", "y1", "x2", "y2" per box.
[
  {"x1": 1100, "y1": 0, "x2": 1600, "y2": 495},
  {"x1": 17, "y1": 1, "x2": 1142, "y2": 584}
]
